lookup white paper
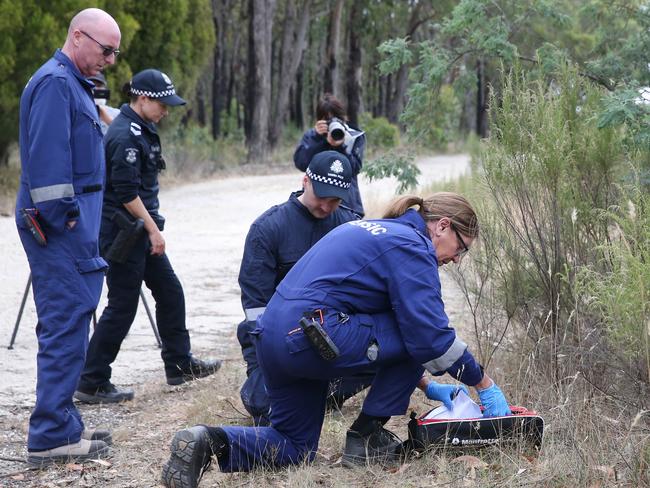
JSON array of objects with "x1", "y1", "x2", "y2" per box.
[{"x1": 423, "y1": 390, "x2": 482, "y2": 420}]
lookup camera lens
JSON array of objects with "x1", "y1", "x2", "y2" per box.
[{"x1": 328, "y1": 120, "x2": 346, "y2": 141}]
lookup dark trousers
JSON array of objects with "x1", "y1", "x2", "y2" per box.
[
  {"x1": 78, "y1": 238, "x2": 191, "y2": 389},
  {"x1": 17, "y1": 227, "x2": 105, "y2": 450},
  {"x1": 220, "y1": 304, "x2": 424, "y2": 472},
  {"x1": 237, "y1": 319, "x2": 374, "y2": 425}
]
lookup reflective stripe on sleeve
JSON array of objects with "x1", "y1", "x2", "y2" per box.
[
  {"x1": 30, "y1": 183, "x2": 74, "y2": 203},
  {"x1": 422, "y1": 337, "x2": 468, "y2": 374},
  {"x1": 244, "y1": 307, "x2": 266, "y2": 322}
]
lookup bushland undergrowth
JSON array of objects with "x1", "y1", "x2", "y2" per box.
[{"x1": 432, "y1": 65, "x2": 650, "y2": 485}]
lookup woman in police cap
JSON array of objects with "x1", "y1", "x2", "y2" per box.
[{"x1": 75, "y1": 69, "x2": 221, "y2": 405}]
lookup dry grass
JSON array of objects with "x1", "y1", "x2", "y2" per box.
[
  {"x1": 2, "y1": 338, "x2": 647, "y2": 487},
  {"x1": 1, "y1": 151, "x2": 648, "y2": 486}
]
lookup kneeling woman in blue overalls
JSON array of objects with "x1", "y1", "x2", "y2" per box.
[{"x1": 162, "y1": 192, "x2": 510, "y2": 487}]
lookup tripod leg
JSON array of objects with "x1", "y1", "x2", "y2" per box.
[
  {"x1": 8, "y1": 274, "x2": 32, "y2": 350},
  {"x1": 139, "y1": 288, "x2": 162, "y2": 348}
]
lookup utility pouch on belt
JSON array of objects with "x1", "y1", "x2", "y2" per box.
[
  {"x1": 299, "y1": 316, "x2": 340, "y2": 361},
  {"x1": 20, "y1": 208, "x2": 47, "y2": 246},
  {"x1": 105, "y1": 211, "x2": 145, "y2": 263}
]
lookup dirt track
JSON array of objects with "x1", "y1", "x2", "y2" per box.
[{"x1": 0, "y1": 154, "x2": 470, "y2": 484}]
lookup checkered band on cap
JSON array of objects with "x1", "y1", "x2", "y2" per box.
[
  {"x1": 130, "y1": 87, "x2": 177, "y2": 99},
  {"x1": 306, "y1": 168, "x2": 351, "y2": 189}
]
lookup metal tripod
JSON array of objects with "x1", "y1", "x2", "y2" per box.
[{"x1": 7, "y1": 273, "x2": 162, "y2": 349}]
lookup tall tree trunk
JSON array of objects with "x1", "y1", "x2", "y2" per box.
[
  {"x1": 345, "y1": 1, "x2": 363, "y2": 126},
  {"x1": 225, "y1": 29, "x2": 241, "y2": 134},
  {"x1": 476, "y1": 57, "x2": 488, "y2": 137},
  {"x1": 387, "y1": 2, "x2": 427, "y2": 124},
  {"x1": 293, "y1": 62, "x2": 304, "y2": 128},
  {"x1": 212, "y1": 0, "x2": 234, "y2": 139},
  {"x1": 375, "y1": 72, "x2": 383, "y2": 117},
  {"x1": 196, "y1": 76, "x2": 207, "y2": 126},
  {"x1": 246, "y1": 0, "x2": 276, "y2": 163},
  {"x1": 323, "y1": 0, "x2": 344, "y2": 95},
  {"x1": 269, "y1": 0, "x2": 312, "y2": 146},
  {"x1": 244, "y1": 0, "x2": 254, "y2": 140}
]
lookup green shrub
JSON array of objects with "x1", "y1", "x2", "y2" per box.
[
  {"x1": 452, "y1": 66, "x2": 633, "y2": 385},
  {"x1": 577, "y1": 173, "x2": 650, "y2": 382},
  {"x1": 362, "y1": 151, "x2": 420, "y2": 194},
  {"x1": 401, "y1": 83, "x2": 462, "y2": 150},
  {"x1": 483, "y1": 67, "x2": 621, "y2": 329},
  {"x1": 358, "y1": 113, "x2": 400, "y2": 150},
  {"x1": 162, "y1": 123, "x2": 246, "y2": 178}
]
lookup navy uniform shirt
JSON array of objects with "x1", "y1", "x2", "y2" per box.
[
  {"x1": 239, "y1": 191, "x2": 358, "y2": 322},
  {"x1": 101, "y1": 104, "x2": 166, "y2": 239}
]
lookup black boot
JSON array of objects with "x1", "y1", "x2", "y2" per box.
[
  {"x1": 161, "y1": 426, "x2": 214, "y2": 488},
  {"x1": 74, "y1": 383, "x2": 134, "y2": 404},
  {"x1": 167, "y1": 357, "x2": 222, "y2": 386},
  {"x1": 342, "y1": 419, "x2": 403, "y2": 467}
]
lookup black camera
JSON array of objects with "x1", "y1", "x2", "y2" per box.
[
  {"x1": 328, "y1": 117, "x2": 347, "y2": 142},
  {"x1": 92, "y1": 88, "x2": 111, "y2": 101}
]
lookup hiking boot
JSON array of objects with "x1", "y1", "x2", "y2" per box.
[
  {"x1": 342, "y1": 425, "x2": 403, "y2": 467},
  {"x1": 82, "y1": 428, "x2": 113, "y2": 446},
  {"x1": 27, "y1": 439, "x2": 110, "y2": 467},
  {"x1": 166, "y1": 357, "x2": 222, "y2": 386},
  {"x1": 74, "y1": 383, "x2": 134, "y2": 404},
  {"x1": 162, "y1": 426, "x2": 213, "y2": 488}
]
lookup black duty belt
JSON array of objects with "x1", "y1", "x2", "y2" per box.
[{"x1": 81, "y1": 184, "x2": 103, "y2": 194}]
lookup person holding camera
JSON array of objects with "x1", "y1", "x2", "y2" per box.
[
  {"x1": 293, "y1": 93, "x2": 366, "y2": 217},
  {"x1": 74, "y1": 69, "x2": 221, "y2": 404},
  {"x1": 88, "y1": 72, "x2": 120, "y2": 135}
]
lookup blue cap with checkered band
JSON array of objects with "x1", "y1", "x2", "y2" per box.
[
  {"x1": 129, "y1": 69, "x2": 186, "y2": 106},
  {"x1": 305, "y1": 150, "x2": 352, "y2": 200}
]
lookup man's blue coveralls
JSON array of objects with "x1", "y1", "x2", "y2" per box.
[
  {"x1": 237, "y1": 191, "x2": 370, "y2": 423},
  {"x1": 293, "y1": 127, "x2": 366, "y2": 217},
  {"x1": 77, "y1": 103, "x2": 191, "y2": 390},
  {"x1": 217, "y1": 209, "x2": 484, "y2": 471},
  {"x1": 15, "y1": 50, "x2": 108, "y2": 451}
]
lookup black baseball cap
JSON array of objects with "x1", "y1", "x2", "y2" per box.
[
  {"x1": 88, "y1": 72, "x2": 107, "y2": 86},
  {"x1": 129, "y1": 69, "x2": 186, "y2": 106},
  {"x1": 306, "y1": 151, "x2": 352, "y2": 200}
]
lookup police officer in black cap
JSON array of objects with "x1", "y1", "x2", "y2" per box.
[
  {"x1": 236, "y1": 151, "x2": 374, "y2": 426},
  {"x1": 75, "y1": 69, "x2": 221, "y2": 403}
]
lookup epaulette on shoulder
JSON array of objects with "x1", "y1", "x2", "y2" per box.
[
  {"x1": 338, "y1": 203, "x2": 362, "y2": 220},
  {"x1": 130, "y1": 121, "x2": 142, "y2": 136}
]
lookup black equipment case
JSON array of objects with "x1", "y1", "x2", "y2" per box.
[{"x1": 407, "y1": 406, "x2": 544, "y2": 451}]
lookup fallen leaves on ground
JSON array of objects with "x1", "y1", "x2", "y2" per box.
[{"x1": 89, "y1": 459, "x2": 112, "y2": 467}]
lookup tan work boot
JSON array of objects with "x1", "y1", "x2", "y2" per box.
[{"x1": 27, "y1": 439, "x2": 110, "y2": 467}]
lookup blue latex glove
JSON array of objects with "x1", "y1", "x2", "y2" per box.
[
  {"x1": 425, "y1": 381, "x2": 470, "y2": 410},
  {"x1": 477, "y1": 382, "x2": 511, "y2": 417}
]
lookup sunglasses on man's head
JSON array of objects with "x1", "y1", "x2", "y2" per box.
[{"x1": 81, "y1": 30, "x2": 120, "y2": 58}]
